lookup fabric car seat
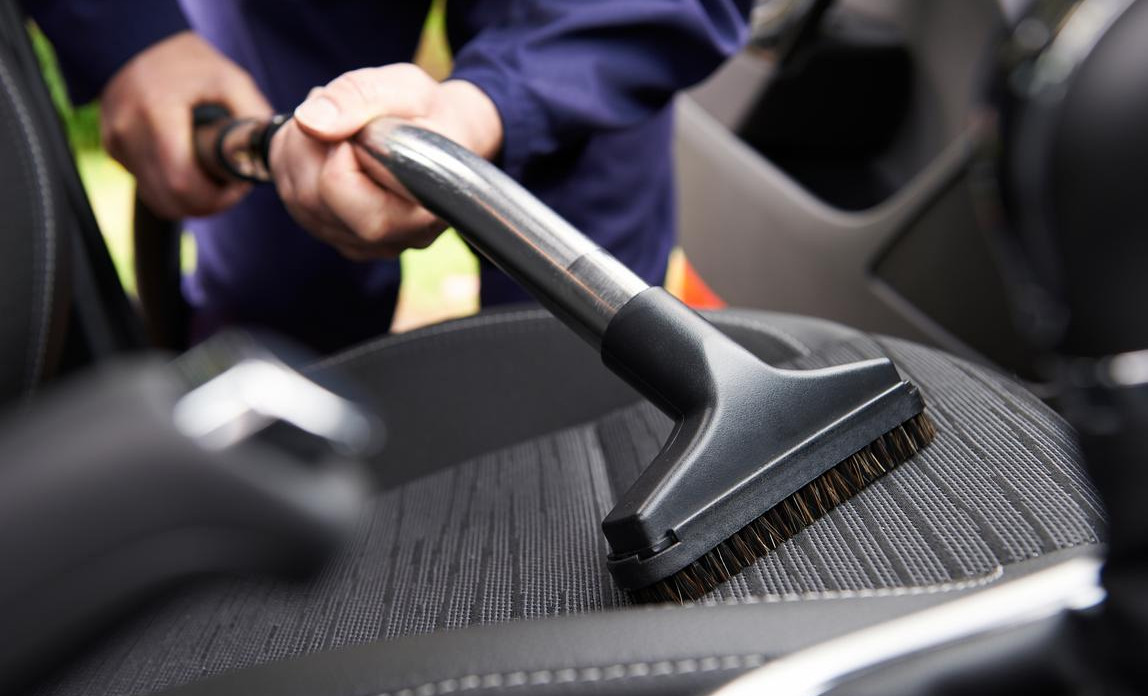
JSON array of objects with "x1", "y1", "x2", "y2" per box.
[
  {"x1": 30, "y1": 309, "x2": 1103, "y2": 696},
  {"x1": 0, "y1": 7, "x2": 1103, "y2": 696}
]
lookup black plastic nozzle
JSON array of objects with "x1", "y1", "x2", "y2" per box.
[{"x1": 600, "y1": 288, "x2": 926, "y2": 591}]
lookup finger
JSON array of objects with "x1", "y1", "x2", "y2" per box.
[
  {"x1": 101, "y1": 105, "x2": 181, "y2": 219},
  {"x1": 274, "y1": 127, "x2": 365, "y2": 248},
  {"x1": 278, "y1": 159, "x2": 336, "y2": 242},
  {"x1": 293, "y1": 63, "x2": 438, "y2": 140},
  {"x1": 150, "y1": 103, "x2": 242, "y2": 217},
  {"x1": 265, "y1": 86, "x2": 322, "y2": 179},
  {"x1": 274, "y1": 127, "x2": 323, "y2": 232},
  {"x1": 119, "y1": 103, "x2": 236, "y2": 218},
  {"x1": 333, "y1": 243, "x2": 387, "y2": 262},
  {"x1": 319, "y1": 143, "x2": 444, "y2": 248},
  {"x1": 278, "y1": 124, "x2": 329, "y2": 220},
  {"x1": 351, "y1": 136, "x2": 418, "y2": 206}
]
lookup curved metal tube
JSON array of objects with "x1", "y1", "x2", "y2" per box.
[{"x1": 353, "y1": 118, "x2": 649, "y2": 348}]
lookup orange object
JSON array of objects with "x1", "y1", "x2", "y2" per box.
[{"x1": 667, "y1": 250, "x2": 726, "y2": 309}]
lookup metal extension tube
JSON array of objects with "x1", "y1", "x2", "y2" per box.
[{"x1": 353, "y1": 119, "x2": 649, "y2": 348}]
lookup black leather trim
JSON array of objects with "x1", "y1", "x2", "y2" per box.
[{"x1": 157, "y1": 548, "x2": 1097, "y2": 696}]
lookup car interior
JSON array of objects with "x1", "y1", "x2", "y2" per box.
[{"x1": 0, "y1": 0, "x2": 1144, "y2": 695}]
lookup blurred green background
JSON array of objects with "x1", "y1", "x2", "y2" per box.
[{"x1": 30, "y1": 3, "x2": 479, "y2": 332}]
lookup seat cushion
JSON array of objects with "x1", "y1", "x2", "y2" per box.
[{"x1": 30, "y1": 309, "x2": 1104, "y2": 696}]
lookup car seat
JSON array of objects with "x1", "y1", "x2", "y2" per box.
[{"x1": 0, "y1": 3, "x2": 1107, "y2": 696}]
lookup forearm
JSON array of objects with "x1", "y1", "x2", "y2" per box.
[
  {"x1": 23, "y1": 0, "x2": 189, "y2": 103},
  {"x1": 448, "y1": 0, "x2": 752, "y2": 177}
]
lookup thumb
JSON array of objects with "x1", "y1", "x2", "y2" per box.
[{"x1": 293, "y1": 65, "x2": 437, "y2": 141}]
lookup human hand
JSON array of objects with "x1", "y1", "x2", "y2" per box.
[
  {"x1": 101, "y1": 31, "x2": 272, "y2": 219},
  {"x1": 268, "y1": 63, "x2": 503, "y2": 260}
]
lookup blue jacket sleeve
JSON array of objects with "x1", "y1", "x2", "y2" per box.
[
  {"x1": 22, "y1": 0, "x2": 190, "y2": 104},
  {"x1": 447, "y1": 0, "x2": 751, "y2": 179}
]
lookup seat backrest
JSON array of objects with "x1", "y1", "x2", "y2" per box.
[
  {"x1": 0, "y1": 3, "x2": 147, "y2": 407},
  {"x1": 0, "y1": 4, "x2": 70, "y2": 405}
]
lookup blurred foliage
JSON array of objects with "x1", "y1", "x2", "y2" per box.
[
  {"x1": 416, "y1": 0, "x2": 452, "y2": 80},
  {"x1": 28, "y1": 23, "x2": 102, "y2": 151}
]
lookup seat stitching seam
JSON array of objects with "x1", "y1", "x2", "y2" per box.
[
  {"x1": 684, "y1": 542, "x2": 1099, "y2": 608},
  {"x1": 0, "y1": 57, "x2": 54, "y2": 398},
  {"x1": 372, "y1": 653, "x2": 768, "y2": 696},
  {"x1": 369, "y1": 557, "x2": 1083, "y2": 695},
  {"x1": 689, "y1": 564, "x2": 1007, "y2": 608}
]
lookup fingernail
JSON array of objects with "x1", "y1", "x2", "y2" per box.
[{"x1": 295, "y1": 95, "x2": 339, "y2": 131}]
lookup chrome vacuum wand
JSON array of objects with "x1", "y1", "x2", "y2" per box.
[{"x1": 352, "y1": 119, "x2": 649, "y2": 349}]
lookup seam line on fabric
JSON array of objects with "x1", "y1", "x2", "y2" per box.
[
  {"x1": 0, "y1": 55, "x2": 55, "y2": 399},
  {"x1": 371, "y1": 653, "x2": 768, "y2": 696},
  {"x1": 687, "y1": 565, "x2": 1007, "y2": 609}
]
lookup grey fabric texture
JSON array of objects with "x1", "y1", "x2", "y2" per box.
[
  {"x1": 0, "y1": 36, "x2": 58, "y2": 406},
  {"x1": 34, "y1": 329, "x2": 1104, "y2": 696}
]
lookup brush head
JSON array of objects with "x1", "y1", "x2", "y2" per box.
[
  {"x1": 600, "y1": 289, "x2": 939, "y2": 601},
  {"x1": 631, "y1": 411, "x2": 938, "y2": 604}
]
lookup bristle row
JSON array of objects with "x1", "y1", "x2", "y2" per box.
[{"x1": 633, "y1": 413, "x2": 938, "y2": 604}]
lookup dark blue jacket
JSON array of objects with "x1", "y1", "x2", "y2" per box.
[{"x1": 30, "y1": 0, "x2": 749, "y2": 352}]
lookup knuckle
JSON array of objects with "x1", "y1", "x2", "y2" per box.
[
  {"x1": 166, "y1": 170, "x2": 197, "y2": 200},
  {"x1": 288, "y1": 180, "x2": 320, "y2": 213},
  {"x1": 398, "y1": 63, "x2": 437, "y2": 97},
  {"x1": 337, "y1": 69, "x2": 380, "y2": 105},
  {"x1": 294, "y1": 187, "x2": 320, "y2": 214},
  {"x1": 363, "y1": 221, "x2": 391, "y2": 244},
  {"x1": 101, "y1": 117, "x2": 130, "y2": 152},
  {"x1": 351, "y1": 213, "x2": 389, "y2": 244},
  {"x1": 227, "y1": 69, "x2": 258, "y2": 92},
  {"x1": 316, "y1": 166, "x2": 342, "y2": 198},
  {"x1": 395, "y1": 62, "x2": 431, "y2": 83}
]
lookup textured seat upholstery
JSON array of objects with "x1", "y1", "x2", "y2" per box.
[
  {"x1": 0, "y1": 14, "x2": 68, "y2": 407},
  {"x1": 31, "y1": 309, "x2": 1104, "y2": 696}
]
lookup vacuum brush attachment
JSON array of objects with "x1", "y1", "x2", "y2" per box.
[
  {"x1": 601, "y1": 288, "x2": 935, "y2": 601},
  {"x1": 344, "y1": 119, "x2": 937, "y2": 602}
]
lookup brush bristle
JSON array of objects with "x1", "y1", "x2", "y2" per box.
[{"x1": 632, "y1": 412, "x2": 938, "y2": 604}]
